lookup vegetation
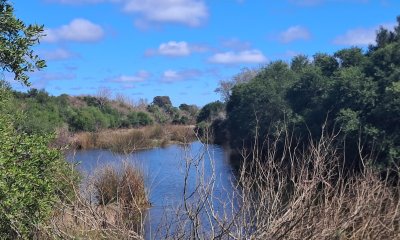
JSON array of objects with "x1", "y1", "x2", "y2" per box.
[
  {"x1": 157, "y1": 126, "x2": 400, "y2": 239},
  {"x1": 201, "y1": 18, "x2": 400, "y2": 170},
  {"x1": 0, "y1": 0, "x2": 46, "y2": 86},
  {"x1": 1, "y1": 0, "x2": 400, "y2": 238},
  {"x1": 0, "y1": 2, "x2": 78, "y2": 237},
  {"x1": 46, "y1": 162, "x2": 148, "y2": 239},
  {"x1": 10, "y1": 91, "x2": 198, "y2": 135},
  {"x1": 73, "y1": 125, "x2": 196, "y2": 153}
]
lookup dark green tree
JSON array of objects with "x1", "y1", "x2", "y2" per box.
[{"x1": 152, "y1": 96, "x2": 172, "y2": 108}]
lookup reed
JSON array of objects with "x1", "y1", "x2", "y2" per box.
[{"x1": 72, "y1": 125, "x2": 196, "y2": 153}]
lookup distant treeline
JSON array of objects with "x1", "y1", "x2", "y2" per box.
[
  {"x1": 197, "y1": 17, "x2": 400, "y2": 169},
  {"x1": 4, "y1": 88, "x2": 199, "y2": 134}
]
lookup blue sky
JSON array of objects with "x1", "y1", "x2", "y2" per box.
[{"x1": 9, "y1": 0, "x2": 400, "y2": 106}]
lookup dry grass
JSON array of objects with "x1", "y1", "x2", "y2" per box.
[
  {"x1": 43, "y1": 162, "x2": 149, "y2": 239},
  {"x1": 156, "y1": 126, "x2": 400, "y2": 239},
  {"x1": 72, "y1": 125, "x2": 196, "y2": 153}
]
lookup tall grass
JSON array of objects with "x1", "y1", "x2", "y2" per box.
[
  {"x1": 44, "y1": 162, "x2": 149, "y2": 239},
  {"x1": 155, "y1": 126, "x2": 400, "y2": 239},
  {"x1": 73, "y1": 125, "x2": 196, "y2": 153}
]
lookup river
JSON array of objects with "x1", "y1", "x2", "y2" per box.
[{"x1": 67, "y1": 141, "x2": 236, "y2": 238}]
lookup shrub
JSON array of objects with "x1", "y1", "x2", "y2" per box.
[{"x1": 0, "y1": 90, "x2": 72, "y2": 238}]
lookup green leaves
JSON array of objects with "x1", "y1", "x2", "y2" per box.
[
  {"x1": 0, "y1": 0, "x2": 46, "y2": 86},
  {"x1": 217, "y1": 17, "x2": 400, "y2": 168}
]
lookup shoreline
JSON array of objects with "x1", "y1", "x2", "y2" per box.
[{"x1": 63, "y1": 124, "x2": 197, "y2": 153}]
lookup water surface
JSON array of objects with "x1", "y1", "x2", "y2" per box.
[{"x1": 67, "y1": 141, "x2": 236, "y2": 238}]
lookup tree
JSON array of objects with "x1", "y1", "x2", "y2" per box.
[
  {"x1": 313, "y1": 53, "x2": 338, "y2": 77},
  {"x1": 197, "y1": 101, "x2": 225, "y2": 123},
  {"x1": 215, "y1": 67, "x2": 259, "y2": 101},
  {"x1": 290, "y1": 55, "x2": 310, "y2": 73},
  {"x1": 0, "y1": 0, "x2": 46, "y2": 86},
  {"x1": 152, "y1": 96, "x2": 172, "y2": 108},
  {"x1": 334, "y1": 47, "x2": 365, "y2": 68},
  {"x1": 226, "y1": 61, "x2": 295, "y2": 148}
]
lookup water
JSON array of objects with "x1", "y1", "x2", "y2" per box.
[{"x1": 67, "y1": 141, "x2": 236, "y2": 238}]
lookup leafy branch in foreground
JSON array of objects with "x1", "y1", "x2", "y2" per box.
[{"x1": 0, "y1": 0, "x2": 46, "y2": 86}]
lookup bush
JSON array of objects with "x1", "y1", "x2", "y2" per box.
[{"x1": 0, "y1": 90, "x2": 72, "y2": 238}]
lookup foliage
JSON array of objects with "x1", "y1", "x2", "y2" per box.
[
  {"x1": 211, "y1": 17, "x2": 400, "y2": 168},
  {"x1": 0, "y1": 89, "x2": 73, "y2": 238},
  {"x1": 196, "y1": 101, "x2": 225, "y2": 123},
  {"x1": 0, "y1": 0, "x2": 45, "y2": 86},
  {"x1": 127, "y1": 111, "x2": 154, "y2": 127},
  {"x1": 152, "y1": 96, "x2": 172, "y2": 108},
  {"x1": 215, "y1": 67, "x2": 259, "y2": 101}
]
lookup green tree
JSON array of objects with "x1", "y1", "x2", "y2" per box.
[
  {"x1": 226, "y1": 61, "x2": 295, "y2": 148},
  {"x1": 197, "y1": 101, "x2": 225, "y2": 123},
  {"x1": 152, "y1": 96, "x2": 172, "y2": 108}
]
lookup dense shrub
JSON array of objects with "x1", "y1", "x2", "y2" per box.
[{"x1": 0, "y1": 90, "x2": 73, "y2": 238}]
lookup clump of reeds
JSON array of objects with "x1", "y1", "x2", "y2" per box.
[
  {"x1": 44, "y1": 162, "x2": 149, "y2": 239},
  {"x1": 93, "y1": 162, "x2": 148, "y2": 208}
]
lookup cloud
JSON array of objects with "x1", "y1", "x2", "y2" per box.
[
  {"x1": 43, "y1": 18, "x2": 105, "y2": 43},
  {"x1": 145, "y1": 41, "x2": 208, "y2": 57},
  {"x1": 333, "y1": 23, "x2": 395, "y2": 46},
  {"x1": 278, "y1": 26, "x2": 311, "y2": 43},
  {"x1": 108, "y1": 70, "x2": 150, "y2": 83},
  {"x1": 39, "y1": 48, "x2": 78, "y2": 61},
  {"x1": 208, "y1": 50, "x2": 267, "y2": 64},
  {"x1": 161, "y1": 69, "x2": 202, "y2": 82},
  {"x1": 221, "y1": 38, "x2": 252, "y2": 51},
  {"x1": 30, "y1": 71, "x2": 76, "y2": 89},
  {"x1": 123, "y1": 0, "x2": 208, "y2": 27},
  {"x1": 45, "y1": 0, "x2": 208, "y2": 28}
]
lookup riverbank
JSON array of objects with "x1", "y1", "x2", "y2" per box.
[{"x1": 67, "y1": 124, "x2": 197, "y2": 153}]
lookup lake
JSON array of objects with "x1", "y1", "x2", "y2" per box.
[{"x1": 67, "y1": 141, "x2": 236, "y2": 238}]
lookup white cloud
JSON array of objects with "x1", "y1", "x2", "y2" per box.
[
  {"x1": 161, "y1": 69, "x2": 202, "y2": 82},
  {"x1": 45, "y1": 0, "x2": 208, "y2": 27},
  {"x1": 208, "y1": 50, "x2": 267, "y2": 64},
  {"x1": 278, "y1": 26, "x2": 311, "y2": 43},
  {"x1": 123, "y1": 0, "x2": 208, "y2": 27},
  {"x1": 159, "y1": 41, "x2": 191, "y2": 56},
  {"x1": 43, "y1": 18, "x2": 105, "y2": 43},
  {"x1": 221, "y1": 38, "x2": 252, "y2": 51},
  {"x1": 145, "y1": 41, "x2": 208, "y2": 57},
  {"x1": 109, "y1": 70, "x2": 150, "y2": 83},
  {"x1": 40, "y1": 48, "x2": 77, "y2": 61},
  {"x1": 333, "y1": 23, "x2": 395, "y2": 46}
]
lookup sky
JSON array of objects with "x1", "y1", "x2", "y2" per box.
[{"x1": 8, "y1": 0, "x2": 400, "y2": 106}]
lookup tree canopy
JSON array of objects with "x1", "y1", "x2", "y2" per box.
[{"x1": 209, "y1": 17, "x2": 400, "y2": 169}]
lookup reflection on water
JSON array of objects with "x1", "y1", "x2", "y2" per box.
[{"x1": 67, "y1": 141, "x2": 236, "y2": 238}]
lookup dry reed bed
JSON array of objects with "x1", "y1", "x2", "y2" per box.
[{"x1": 72, "y1": 125, "x2": 196, "y2": 153}]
